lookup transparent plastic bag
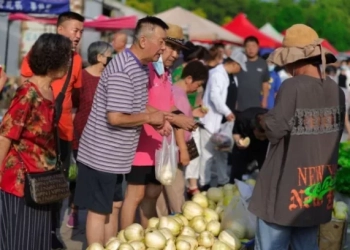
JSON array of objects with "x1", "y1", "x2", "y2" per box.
[
  {"x1": 155, "y1": 129, "x2": 178, "y2": 185},
  {"x1": 221, "y1": 180, "x2": 256, "y2": 240},
  {"x1": 211, "y1": 121, "x2": 234, "y2": 150}
]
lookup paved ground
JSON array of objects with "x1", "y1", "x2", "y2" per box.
[{"x1": 59, "y1": 200, "x2": 88, "y2": 250}]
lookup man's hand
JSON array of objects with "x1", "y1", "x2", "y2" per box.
[
  {"x1": 0, "y1": 70, "x2": 8, "y2": 92},
  {"x1": 226, "y1": 113, "x2": 235, "y2": 122},
  {"x1": 165, "y1": 113, "x2": 197, "y2": 131},
  {"x1": 179, "y1": 148, "x2": 190, "y2": 166},
  {"x1": 149, "y1": 111, "x2": 165, "y2": 127},
  {"x1": 157, "y1": 120, "x2": 172, "y2": 136}
]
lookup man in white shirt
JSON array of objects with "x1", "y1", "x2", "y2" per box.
[{"x1": 199, "y1": 51, "x2": 247, "y2": 190}]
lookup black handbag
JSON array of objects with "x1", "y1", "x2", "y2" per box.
[
  {"x1": 186, "y1": 137, "x2": 199, "y2": 161},
  {"x1": 23, "y1": 53, "x2": 74, "y2": 206}
]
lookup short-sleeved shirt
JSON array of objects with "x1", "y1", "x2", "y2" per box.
[
  {"x1": 72, "y1": 70, "x2": 100, "y2": 150},
  {"x1": 172, "y1": 85, "x2": 192, "y2": 142},
  {"x1": 0, "y1": 82, "x2": 56, "y2": 197},
  {"x1": 20, "y1": 52, "x2": 83, "y2": 141},
  {"x1": 132, "y1": 64, "x2": 175, "y2": 166},
  {"x1": 249, "y1": 75, "x2": 346, "y2": 227},
  {"x1": 236, "y1": 57, "x2": 270, "y2": 111},
  {"x1": 77, "y1": 49, "x2": 149, "y2": 174}
]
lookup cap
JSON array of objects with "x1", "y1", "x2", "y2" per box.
[{"x1": 229, "y1": 50, "x2": 247, "y2": 71}]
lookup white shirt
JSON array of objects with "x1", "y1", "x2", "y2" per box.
[{"x1": 201, "y1": 64, "x2": 232, "y2": 134}]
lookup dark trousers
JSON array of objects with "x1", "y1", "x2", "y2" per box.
[
  {"x1": 229, "y1": 145, "x2": 267, "y2": 182},
  {"x1": 52, "y1": 139, "x2": 71, "y2": 231}
]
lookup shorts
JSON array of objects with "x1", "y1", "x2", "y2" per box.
[
  {"x1": 125, "y1": 165, "x2": 161, "y2": 185},
  {"x1": 74, "y1": 162, "x2": 124, "y2": 214}
]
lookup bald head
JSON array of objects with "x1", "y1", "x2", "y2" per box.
[{"x1": 113, "y1": 31, "x2": 127, "y2": 53}]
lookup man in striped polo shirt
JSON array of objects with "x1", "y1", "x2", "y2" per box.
[{"x1": 74, "y1": 16, "x2": 169, "y2": 246}]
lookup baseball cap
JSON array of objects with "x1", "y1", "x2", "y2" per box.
[{"x1": 228, "y1": 50, "x2": 247, "y2": 71}]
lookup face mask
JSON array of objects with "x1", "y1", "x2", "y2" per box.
[
  {"x1": 268, "y1": 65, "x2": 275, "y2": 72},
  {"x1": 103, "y1": 57, "x2": 113, "y2": 67},
  {"x1": 152, "y1": 56, "x2": 165, "y2": 76}
]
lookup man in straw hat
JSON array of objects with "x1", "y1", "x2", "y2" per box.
[
  {"x1": 121, "y1": 23, "x2": 199, "y2": 229},
  {"x1": 248, "y1": 24, "x2": 346, "y2": 249}
]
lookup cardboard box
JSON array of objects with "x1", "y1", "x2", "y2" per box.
[{"x1": 318, "y1": 218, "x2": 348, "y2": 250}]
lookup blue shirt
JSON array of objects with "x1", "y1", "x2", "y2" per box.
[{"x1": 267, "y1": 70, "x2": 282, "y2": 109}]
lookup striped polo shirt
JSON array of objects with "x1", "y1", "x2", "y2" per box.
[{"x1": 77, "y1": 49, "x2": 149, "y2": 174}]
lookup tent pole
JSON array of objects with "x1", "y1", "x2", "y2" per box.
[{"x1": 4, "y1": 19, "x2": 11, "y2": 69}]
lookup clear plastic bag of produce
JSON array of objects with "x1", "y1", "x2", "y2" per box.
[
  {"x1": 155, "y1": 128, "x2": 178, "y2": 186},
  {"x1": 221, "y1": 181, "x2": 256, "y2": 240},
  {"x1": 210, "y1": 121, "x2": 234, "y2": 150}
]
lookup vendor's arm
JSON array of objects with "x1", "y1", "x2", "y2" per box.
[
  {"x1": 261, "y1": 79, "x2": 296, "y2": 144},
  {"x1": 232, "y1": 116, "x2": 248, "y2": 149}
]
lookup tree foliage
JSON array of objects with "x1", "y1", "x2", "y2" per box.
[{"x1": 124, "y1": 0, "x2": 350, "y2": 50}]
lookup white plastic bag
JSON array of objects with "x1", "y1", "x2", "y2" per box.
[
  {"x1": 221, "y1": 180, "x2": 256, "y2": 240},
  {"x1": 211, "y1": 121, "x2": 234, "y2": 150},
  {"x1": 155, "y1": 129, "x2": 178, "y2": 186}
]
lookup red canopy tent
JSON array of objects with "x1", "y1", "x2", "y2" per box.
[
  {"x1": 84, "y1": 15, "x2": 137, "y2": 30},
  {"x1": 281, "y1": 30, "x2": 338, "y2": 55},
  {"x1": 8, "y1": 13, "x2": 137, "y2": 30},
  {"x1": 223, "y1": 13, "x2": 282, "y2": 48}
]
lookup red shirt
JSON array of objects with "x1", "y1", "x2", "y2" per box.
[
  {"x1": 0, "y1": 82, "x2": 56, "y2": 197},
  {"x1": 20, "y1": 52, "x2": 83, "y2": 141},
  {"x1": 72, "y1": 70, "x2": 100, "y2": 150}
]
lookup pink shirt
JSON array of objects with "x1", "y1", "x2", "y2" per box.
[
  {"x1": 132, "y1": 64, "x2": 175, "y2": 166},
  {"x1": 172, "y1": 85, "x2": 192, "y2": 142}
]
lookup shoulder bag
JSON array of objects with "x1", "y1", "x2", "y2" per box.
[{"x1": 23, "y1": 53, "x2": 74, "y2": 206}]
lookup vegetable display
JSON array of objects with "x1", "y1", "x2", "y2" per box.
[{"x1": 87, "y1": 180, "x2": 258, "y2": 250}]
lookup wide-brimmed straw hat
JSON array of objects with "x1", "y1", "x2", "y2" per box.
[
  {"x1": 165, "y1": 23, "x2": 188, "y2": 50},
  {"x1": 267, "y1": 24, "x2": 336, "y2": 77}
]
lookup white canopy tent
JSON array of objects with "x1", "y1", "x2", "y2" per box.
[
  {"x1": 156, "y1": 7, "x2": 243, "y2": 44},
  {"x1": 259, "y1": 23, "x2": 284, "y2": 43}
]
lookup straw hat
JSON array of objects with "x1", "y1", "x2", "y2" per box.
[
  {"x1": 268, "y1": 24, "x2": 336, "y2": 76},
  {"x1": 165, "y1": 23, "x2": 188, "y2": 49}
]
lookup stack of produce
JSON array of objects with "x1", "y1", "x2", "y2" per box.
[{"x1": 87, "y1": 180, "x2": 256, "y2": 250}]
